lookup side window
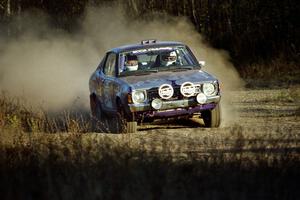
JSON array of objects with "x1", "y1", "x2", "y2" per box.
[{"x1": 103, "y1": 53, "x2": 117, "y2": 77}]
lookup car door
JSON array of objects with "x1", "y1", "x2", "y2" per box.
[{"x1": 102, "y1": 52, "x2": 117, "y2": 111}]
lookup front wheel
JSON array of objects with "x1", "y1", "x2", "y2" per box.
[
  {"x1": 116, "y1": 104, "x2": 137, "y2": 133},
  {"x1": 201, "y1": 103, "x2": 221, "y2": 128},
  {"x1": 90, "y1": 95, "x2": 108, "y2": 132}
]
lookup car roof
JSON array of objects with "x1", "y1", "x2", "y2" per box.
[{"x1": 110, "y1": 41, "x2": 185, "y2": 53}]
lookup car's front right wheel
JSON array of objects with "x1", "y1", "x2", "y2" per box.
[
  {"x1": 90, "y1": 94, "x2": 108, "y2": 132},
  {"x1": 201, "y1": 103, "x2": 221, "y2": 128},
  {"x1": 116, "y1": 104, "x2": 137, "y2": 133}
]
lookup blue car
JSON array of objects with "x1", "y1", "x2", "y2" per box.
[{"x1": 89, "y1": 40, "x2": 221, "y2": 133}]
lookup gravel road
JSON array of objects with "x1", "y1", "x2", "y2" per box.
[{"x1": 87, "y1": 87, "x2": 300, "y2": 156}]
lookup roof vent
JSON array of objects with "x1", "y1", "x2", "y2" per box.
[{"x1": 141, "y1": 39, "x2": 157, "y2": 45}]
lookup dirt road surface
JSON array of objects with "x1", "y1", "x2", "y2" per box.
[
  {"x1": 85, "y1": 87, "x2": 300, "y2": 156},
  {"x1": 3, "y1": 87, "x2": 298, "y2": 156}
]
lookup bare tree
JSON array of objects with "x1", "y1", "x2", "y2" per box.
[{"x1": 6, "y1": 0, "x2": 11, "y2": 17}]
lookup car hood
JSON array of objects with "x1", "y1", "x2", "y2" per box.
[{"x1": 120, "y1": 69, "x2": 217, "y2": 90}]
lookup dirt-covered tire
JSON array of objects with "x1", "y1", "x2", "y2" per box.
[
  {"x1": 116, "y1": 104, "x2": 137, "y2": 133},
  {"x1": 90, "y1": 94, "x2": 97, "y2": 117},
  {"x1": 91, "y1": 94, "x2": 105, "y2": 118},
  {"x1": 202, "y1": 103, "x2": 221, "y2": 128},
  {"x1": 90, "y1": 94, "x2": 107, "y2": 132}
]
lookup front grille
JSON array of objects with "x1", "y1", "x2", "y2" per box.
[{"x1": 195, "y1": 84, "x2": 201, "y2": 93}]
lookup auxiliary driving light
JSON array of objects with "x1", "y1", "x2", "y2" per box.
[
  {"x1": 180, "y1": 82, "x2": 196, "y2": 97},
  {"x1": 196, "y1": 93, "x2": 207, "y2": 104},
  {"x1": 151, "y1": 99, "x2": 163, "y2": 110},
  {"x1": 158, "y1": 84, "x2": 174, "y2": 99}
]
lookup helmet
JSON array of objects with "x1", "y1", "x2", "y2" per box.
[
  {"x1": 161, "y1": 51, "x2": 177, "y2": 66},
  {"x1": 125, "y1": 55, "x2": 139, "y2": 71}
]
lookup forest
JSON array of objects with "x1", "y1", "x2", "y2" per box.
[{"x1": 0, "y1": 0, "x2": 298, "y2": 68}]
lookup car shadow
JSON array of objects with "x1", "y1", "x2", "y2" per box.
[{"x1": 138, "y1": 117, "x2": 205, "y2": 131}]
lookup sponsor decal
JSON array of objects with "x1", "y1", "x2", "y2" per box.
[{"x1": 132, "y1": 47, "x2": 173, "y2": 54}]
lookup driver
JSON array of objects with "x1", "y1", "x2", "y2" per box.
[
  {"x1": 161, "y1": 51, "x2": 177, "y2": 66},
  {"x1": 125, "y1": 55, "x2": 139, "y2": 71}
]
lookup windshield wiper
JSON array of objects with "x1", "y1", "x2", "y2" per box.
[
  {"x1": 134, "y1": 69, "x2": 158, "y2": 76},
  {"x1": 171, "y1": 66, "x2": 194, "y2": 71},
  {"x1": 119, "y1": 69, "x2": 158, "y2": 77}
]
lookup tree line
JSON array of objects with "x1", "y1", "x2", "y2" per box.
[{"x1": 0, "y1": 0, "x2": 298, "y2": 65}]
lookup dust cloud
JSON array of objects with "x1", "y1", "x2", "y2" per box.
[{"x1": 0, "y1": 5, "x2": 243, "y2": 125}]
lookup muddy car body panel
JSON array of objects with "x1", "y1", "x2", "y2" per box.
[{"x1": 89, "y1": 40, "x2": 221, "y2": 131}]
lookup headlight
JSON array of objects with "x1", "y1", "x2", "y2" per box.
[
  {"x1": 132, "y1": 90, "x2": 146, "y2": 104},
  {"x1": 202, "y1": 83, "x2": 216, "y2": 96},
  {"x1": 151, "y1": 99, "x2": 163, "y2": 110}
]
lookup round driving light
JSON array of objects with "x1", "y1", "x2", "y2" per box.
[
  {"x1": 180, "y1": 82, "x2": 196, "y2": 97},
  {"x1": 196, "y1": 93, "x2": 207, "y2": 104},
  {"x1": 158, "y1": 84, "x2": 174, "y2": 99},
  {"x1": 132, "y1": 91, "x2": 146, "y2": 103},
  {"x1": 202, "y1": 83, "x2": 216, "y2": 96},
  {"x1": 151, "y1": 99, "x2": 163, "y2": 110}
]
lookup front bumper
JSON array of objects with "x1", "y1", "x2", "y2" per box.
[
  {"x1": 128, "y1": 95, "x2": 221, "y2": 114},
  {"x1": 144, "y1": 103, "x2": 217, "y2": 118}
]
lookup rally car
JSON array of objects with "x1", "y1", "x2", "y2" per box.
[{"x1": 89, "y1": 40, "x2": 221, "y2": 133}]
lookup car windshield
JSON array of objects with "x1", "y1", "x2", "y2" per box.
[{"x1": 118, "y1": 46, "x2": 199, "y2": 77}]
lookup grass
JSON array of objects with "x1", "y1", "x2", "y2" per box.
[
  {"x1": 0, "y1": 91, "x2": 92, "y2": 133},
  {"x1": 0, "y1": 128, "x2": 299, "y2": 199},
  {"x1": 240, "y1": 57, "x2": 300, "y2": 88}
]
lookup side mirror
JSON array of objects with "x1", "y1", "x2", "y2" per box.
[{"x1": 198, "y1": 61, "x2": 206, "y2": 67}]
